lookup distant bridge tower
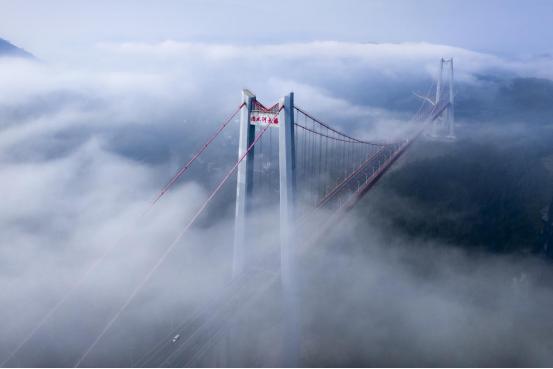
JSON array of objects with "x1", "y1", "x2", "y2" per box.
[
  {"x1": 428, "y1": 58, "x2": 455, "y2": 140},
  {"x1": 443, "y1": 58, "x2": 455, "y2": 140}
]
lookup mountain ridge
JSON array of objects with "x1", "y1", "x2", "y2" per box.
[{"x1": 0, "y1": 38, "x2": 35, "y2": 58}]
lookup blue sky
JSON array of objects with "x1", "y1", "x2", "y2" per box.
[{"x1": 0, "y1": 0, "x2": 552, "y2": 58}]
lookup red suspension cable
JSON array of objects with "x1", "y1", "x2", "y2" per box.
[
  {"x1": 149, "y1": 102, "x2": 246, "y2": 207},
  {"x1": 74, "y1": 108, "x2": 276, "y2": 368},
  {"x1": 294, "y1": 106, "x2": 383, "y2": 146},
  {"x1": 317, "y1": 146, "x2": 387, "y2": 209}
]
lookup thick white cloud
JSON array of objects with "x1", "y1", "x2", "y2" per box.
[
  {"x1": 97, "y1": 40, "x2": 553, "y2": 81},
  {"x1": 1, "y1": 41, "x2": 553, "y2": 366},
  {"x1": 1, "y1": 40, "x2": 550, "y2": 162}
]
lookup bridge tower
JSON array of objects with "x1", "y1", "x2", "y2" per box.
[
  {"x1": 431, "y1": 58, "x2": 443, "y2": 138},
  {"x1": 233, "y1": 89, "x2": 299, "y2": 365},
  {"x1": 444, "y1": 58, "x2": 455, "y2": 140},
  {"x1": 232, "y1": 89, "x2": 256, "y2": 277},
  {"x1": 233, "y1": 90, "x2": 297, "y2": 279},
  {"x1": 428, "y1": 58, "x2": 455, "y2": 140}
]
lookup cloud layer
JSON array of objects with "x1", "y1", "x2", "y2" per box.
[{"x1": 1, "y1": 40, "x2": 553, "y2": 366}]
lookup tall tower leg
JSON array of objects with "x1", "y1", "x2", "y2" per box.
[
  {"x1": 447, "y1": 58, "x2": 455, "y2": 140},
  {"x1": 432, "y1": 58, "x2": 444, "y2": 138},
  {"x1": 278, "y1": 92, "x2": 299, "y2": 366},
  {"x1": 233, "y1": 89, "x2": 256, "y2": 277},
  {"x1": 227, "y1": 90, "x2": 257, "y2": 367}
]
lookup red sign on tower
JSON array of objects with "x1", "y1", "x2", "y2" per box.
[
  {"x1": 250, "y1": 101, "x2": 280, "y2": 127},
  {"x1": 250, "y1": 112, "x2": 279, "y2": 126}
]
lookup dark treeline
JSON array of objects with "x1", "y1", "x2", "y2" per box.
[{"x1": 358, "y1": 75, "x2": 553, "y2": 255}]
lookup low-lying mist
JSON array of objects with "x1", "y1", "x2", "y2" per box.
[
  {"x1": 1, "y1": 40, "x2": 553, "y2": 367},
  {"x1": 298, "y1": 211, "x2": 553, "y2": 367}
]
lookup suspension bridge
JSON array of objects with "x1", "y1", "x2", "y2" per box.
[{"x1": 1, "y1": 58, "x2": 455, "y2": 368}]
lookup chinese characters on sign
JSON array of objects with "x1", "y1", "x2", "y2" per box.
[{"x1": 250, "y1": 112, "x2": 279, "y2": 126}]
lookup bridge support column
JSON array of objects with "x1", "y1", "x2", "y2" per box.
[
  {"x1": 432, "y1": 58, "x2": 444, "y2": 138},
  {"x1": 278, "y1": 92, "x2": 299, "y2": 366},
  {"x1": 233, "y1": 89, "x2": 256, "y2": 277},
  {"x1": 446, "y1": 58, "x2": 455, "y2": 140}
]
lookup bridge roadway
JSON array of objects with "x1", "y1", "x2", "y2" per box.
[{"x1": 135, "y1": 267, "x2": 277, "y2": 367}]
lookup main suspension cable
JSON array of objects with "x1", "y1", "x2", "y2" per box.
[{"x1": 73, "y1": 108, "x2": 276, "y2": 368}]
